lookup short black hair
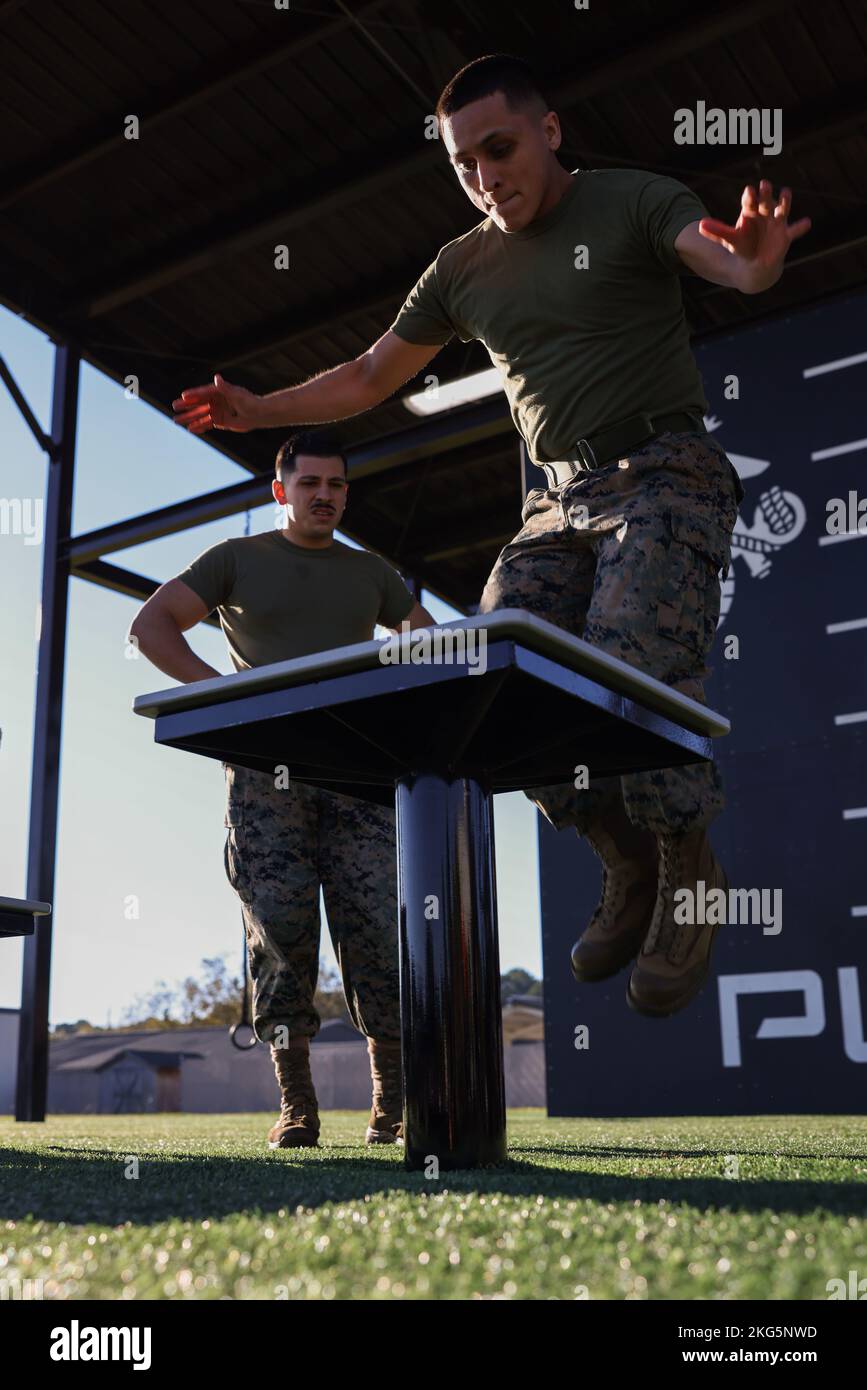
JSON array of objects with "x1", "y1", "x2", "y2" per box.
[
  {"x1": 436, "y1": 54, "x2": 549, "y2": 131},
  {"x1": 275, "y1": 429, "x2": 347, "y2": 483}
]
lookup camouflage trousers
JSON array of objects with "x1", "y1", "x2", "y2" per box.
[
  {"x1": 222, "y1": 763, "x2": 400, "y2": 1044},
  {"x1": 479, "y1": 429, "x2": 742, "y2": 836}
]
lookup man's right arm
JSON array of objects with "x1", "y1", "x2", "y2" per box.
[
  {"x1": 128, "y1": 579, "x2": 221, "y2": 683},
  {"x1": 172, "y1": 332, "x2": 443, "y2": 435}
]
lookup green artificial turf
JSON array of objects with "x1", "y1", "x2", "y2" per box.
[{"x1": 1, "y1": 1112, "x2": 865, "y2": 1300}]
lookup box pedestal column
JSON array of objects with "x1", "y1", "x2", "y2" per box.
[{"x1": 396, "y1": 771, "x2": 508, "y2": 1171}]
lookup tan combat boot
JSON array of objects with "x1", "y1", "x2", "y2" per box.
[
  {"x1": 267, "y1": 1036, "x2": 320, "y2": 1149},
  {"x1": 627, "y1": 826, "x2": 729, "y2": 1017},
  {"x1": 365, "y1": 1038, "x2": 404, "y2": 1145},
  {"x1": 570, "y1": 802, "x2": 659, "y2": 982}
]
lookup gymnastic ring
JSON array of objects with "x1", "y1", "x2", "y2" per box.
[{"x1": 229, "y1": 1021, "x2": 258, "y2": 1051}]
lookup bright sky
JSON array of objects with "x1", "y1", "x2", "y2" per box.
[{"x1": 0, "y1": 308, "x2": 542, "y2": 1028}]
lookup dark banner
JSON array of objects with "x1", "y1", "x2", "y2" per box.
[{"x1": 539, "y1": 286, "x2": 867, "y2": 1115}]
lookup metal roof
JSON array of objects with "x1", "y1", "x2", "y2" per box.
[
  {"x1": 54, "y1": 1044, "x2": 204, "y2": 1072},
  {"x1": 3, "y1": 0, "x2": 866, "y2": 607},
  {"x1": 47, "y1": 1021, "x2": 362, "y2": 1066}
]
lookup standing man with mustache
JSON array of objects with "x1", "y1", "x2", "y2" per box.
[
  {"x1": 129, "y1": 431, "x2": 434, "y2": 1148},
  {"x1": 172, "y1": 54, "x2": 809, "y2": 1019}
]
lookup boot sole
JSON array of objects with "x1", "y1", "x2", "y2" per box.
[
  {"x1": 626, "y1": 908, "x2": 724, "y2": 1018},
  {"x1": 572, "y1": 951, "x2": 642, "y2": 984},
  {"x1": 268, "y1": 1134, "x2": 320, "y2": 1149},
  {"x1": 625, "y1": 957, "x2": 710, "y2": 1018}
]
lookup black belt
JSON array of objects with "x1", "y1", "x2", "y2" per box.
[{"x1": 540, "y1": 411, "x2": 706, "y2": 487}]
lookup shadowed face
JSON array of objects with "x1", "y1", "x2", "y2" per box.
[
  {"x1": 441, "y1": 90, "x2": 568, "y2": 234},
  {"x1": 272, "y1": 454, "x2": 347, "y2": 541}
]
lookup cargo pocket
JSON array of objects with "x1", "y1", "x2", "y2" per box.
[
  {"x1": 223, "y1": 826, "x2": 249, "y2": 896},
  {"x1": 656, "y1": 510, "x2": 731, "y2": 657},
  {"x1": 223, "y1": 763, "x2": 249, "y2": 896}
]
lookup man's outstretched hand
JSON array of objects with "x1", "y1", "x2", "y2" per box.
[
  {"x1": 699, "y1": 180, "x2": 811, "y2": 289},
  {"x1": 172, "y1": 373, "x2": 263, "y2": 434}
]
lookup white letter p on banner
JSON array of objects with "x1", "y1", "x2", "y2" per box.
[{"x1": 717, "y1": 970, "x2": 825, "y2": 1068}]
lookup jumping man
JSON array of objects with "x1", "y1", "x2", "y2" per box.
[{"x1": 172, "y1": 55, "x2": 810, "y2": 1019}]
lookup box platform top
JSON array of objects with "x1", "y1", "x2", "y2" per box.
[
  {"x1": 133, "y1": 608, "x2": 729, "y2": 739},
  {"x1": 0, "y1": 897, "x2": 52, "y2": 916}
]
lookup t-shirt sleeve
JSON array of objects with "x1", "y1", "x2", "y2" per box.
[
  {"x1": 633, "y1": 174, "x2": 709, "y2": 274},
  {"x1": 389, "y1": 257, "x2": 458, "y2": 346},
  {"x1": 376, "y1": 561, "x2": 416, "y2": 628},
  {"x1": 175, "y1": 540, "x2": 236, "y2": 614}
]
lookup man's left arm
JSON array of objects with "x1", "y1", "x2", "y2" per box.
[
  {"x1": 388, "y1": 600, "x2": 436, "y2": 632},
  {"x1": 674, "y1": 180, "x2": 811, "y2": 294}
]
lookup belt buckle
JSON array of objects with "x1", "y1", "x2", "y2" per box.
[{"x1": 575, "y1": 437, "x2": 599, "y2": 471}]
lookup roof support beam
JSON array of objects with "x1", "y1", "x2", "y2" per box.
[
  {"x1": 66, "y1": 476, "x2": 275, "y2": 565},
  {"x1": 77, "y1": 147, "x2": 442, "y2": 320},
  {"x1": 70, "y1": 558, "x2": 221, "y2": 627},
  {"x1": 16, "y1": 344, "x2": 80, "y2": 1122},
  {"x1": 66, "y1": 395, "x2": 515, "y2": 563},
  {"x1": 0, "y1": 353, "x2": 54, "y2": 454}
]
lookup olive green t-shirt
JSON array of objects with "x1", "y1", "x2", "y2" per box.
[
  {"x1": 176, "y1": 530, "x2": 415, "y2": 672},
  {"x1": 389, "y1": 168, "x2": 711, "y2": 468}
]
